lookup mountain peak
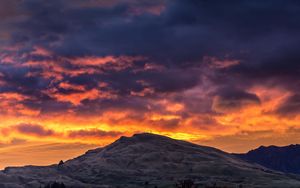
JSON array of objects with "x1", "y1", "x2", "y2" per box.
[
  {"x1": 132, "y1": 132, "x2": 171, "y2": 140},
  {"x1": 116, "y1": 132, "x2": 172, "y2": 143},
  {"x1": 250, "y1": 144, "x2": 300, "y2": 153},
  {"x1": 236, "y1": 144, "x2": 300, "y2": 174}
]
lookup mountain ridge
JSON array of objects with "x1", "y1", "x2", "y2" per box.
[
  {"x1": 1, "y1": 133, "x2": 300, "y2": 188},
  {"x1": 234, "y1": 144, "x2": 300, "y2": 175}
]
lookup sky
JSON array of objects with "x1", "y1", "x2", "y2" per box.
[{"x1": 1, "y1": 0, "x2": 300, "y2": 168}]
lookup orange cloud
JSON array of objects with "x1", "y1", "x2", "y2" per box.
[
  {"x1": 31, "y1": 46, "x2": 52, "y2": 57},
  {"x1": 58, "y1": 82, "x2": 85, "y2": 91},
  {"x1": 0, "y1": 92, "x2": 40, "y2": 116},
  {"x1": 70, "y1": 55, "x2": 145, "y2": 71},
  {"x1": 44, "y1": 88, "x2": 116, "y2": 106}
]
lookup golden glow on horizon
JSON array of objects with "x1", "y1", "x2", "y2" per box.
[
  {"x1": 0, "y1": 49, "x2": 299, "y2": 168},
  {"x1": 0, "y1": 85, "x2": 298, "y2": 148},
  {"x1": 1, "y1": 95, "x2": 300, "y2": 169}
]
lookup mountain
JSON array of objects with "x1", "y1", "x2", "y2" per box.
[
  {"x1": 234, "y1": 144, "x2": 300, "y2": 175},
  {"x1": 1, "y1": 133, "x2": 300, "y2": 188}
]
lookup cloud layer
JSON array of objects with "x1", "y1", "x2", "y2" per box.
[{"x1": 1, "y1": 0, "x2": 300, "y2": 165}]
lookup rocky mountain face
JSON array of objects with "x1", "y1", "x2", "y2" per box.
[
  {"x1": 1, "y1": 133, "x2": 300, "y2": 188},
  {"x1": 235, "y1": 144, "x2": 300, "y2": 175}
]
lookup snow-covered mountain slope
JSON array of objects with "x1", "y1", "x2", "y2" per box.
[{"x1": 2, "y1": 133, "x2": 300, "y2": 188}]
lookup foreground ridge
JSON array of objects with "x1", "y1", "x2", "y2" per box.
[{"x1": 1, "y1": 133, "x2": 300, "y2": 188}]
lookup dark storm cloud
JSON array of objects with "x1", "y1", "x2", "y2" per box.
[
  {"x1": 217, "y1": 88, "x2": 261, "y2": 103},
  {"x1": 0, "y1": 65, "x2": 49, "y2": 94},
  {"x1": 94, "y1": 67, "x2": 200, "y2": 95},
  {"x1": 212, "y1": 88, "x2": 260, "y2": 113},
  {"x1": 2, "y1": 123, "x2": 123, "y2": 139},
  {"x1": 67, "y1": 129, "x2": 123, "y2": 138},
  {"x1": 148, "y1": 118, "x2": 181, "y2": 130},
  {"x1": 0, "y1": 0, "x2": 23, "y2": 45},
  {"x1": 11, "y1": 0, "x2": 300, "y2": 63},
  {"x1": 0, "y1": 0, "x2": 21, "y2": 20},
  {"x1": 275, "y1": 94, "x2": 300, "y2": 116},
  {"x1": 24, "y1": 98, "x2": 73, "y2": 114},
  {"x1": 1, "y1": 0, "x2": 300, "y2": 119},
  {"x1": 14, "y1": 123, "x2": 56, "y2": 137}
]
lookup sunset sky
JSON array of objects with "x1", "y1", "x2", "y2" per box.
[{"x1": 1, "y1": 0, "x2": 300, "y2": 169}]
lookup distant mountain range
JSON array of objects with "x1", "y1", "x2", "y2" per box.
[
  {"x1": 234, "y1": 144, "x2": 300, "y2": 175},
  {"x1": 1, "y1": 133, "x2": 300, "y2": 188}
]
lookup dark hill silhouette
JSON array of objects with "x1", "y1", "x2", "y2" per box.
[{"x1": 234, "y1": 144, "x2": 300, "y2": 174}]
